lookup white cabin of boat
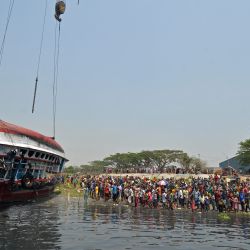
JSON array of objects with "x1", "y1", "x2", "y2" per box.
[{"x1": 0, "y1": 120, "x2": 68, "y2": 181}]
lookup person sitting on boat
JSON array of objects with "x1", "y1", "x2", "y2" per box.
[{"x1": 21, "y1": 165, "x2": 34, "y2": 189}]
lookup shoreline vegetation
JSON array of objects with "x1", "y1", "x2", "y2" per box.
[
  {"x1": 63, "y1": 144, "x2": 250, "y2": 177},
  {"x1": 64, "y1": 149, "x2": 210, "y2": 176},
  {"x1": 54, "y1": 173, "x2": 250, "y2": 217}
]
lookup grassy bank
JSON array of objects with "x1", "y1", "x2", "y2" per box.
[{"x1": 54, "y1": 183, "x2": 82, "y2": 197}]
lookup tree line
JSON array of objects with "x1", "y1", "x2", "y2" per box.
[
  {"x1": 64, "y1": 138, "x2": 250, "y2": 175},
  {"x1": 64, "y1": 149, "x2": 207, "y2": 174}
]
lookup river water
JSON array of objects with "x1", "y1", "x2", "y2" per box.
[{"x1": 0, "y1": 195, "x2": 249, "y2": 250}]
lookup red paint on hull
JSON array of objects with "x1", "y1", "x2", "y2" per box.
[{"x1": 0, "y1": 180, "x2": 55, "y2": 203}]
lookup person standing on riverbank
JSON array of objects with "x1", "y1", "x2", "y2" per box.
[
  {"x1": 245, "y1": 191, "x2": 250, "y2": 212},
  {"x1": 95, "y1": 185, "x2": 99, "y2": 200},
  {"x1": 112, "y1": 183, "x2": 118, "y2": 202},
  {"x1": 162, "y1": 191, "x2": 167, "y2": 208},
  {"x1": 233, "y1": 196, "x2": 239, "y2": 212},
  {"x1": 239, "y1": 189, "x2": 245, "y2": 212},
  {"x1": 104, "y1": 184, "x2": 110, "y2": 201},
  {"x1": 66, "y1": 174, "x2": 249, "y2": 213},
  {"x1": 135, "y1": 190, "x2": 139, "y2": 207}
]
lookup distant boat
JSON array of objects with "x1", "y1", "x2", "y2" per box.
[{"x1": 0, "y1": 120, "x2": 67, "y2": 203}]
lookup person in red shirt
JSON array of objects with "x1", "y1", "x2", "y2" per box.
[
  {"x1": 104, "y1": 184, "x2": 110, "y2": 201},
  {"x1": 214, "y1": 174, "x2": 219, "y2": 184}
]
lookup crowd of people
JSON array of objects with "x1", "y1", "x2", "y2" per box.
[{"x1": 62, "y1": 174, "x2": 250, "y2": 213}]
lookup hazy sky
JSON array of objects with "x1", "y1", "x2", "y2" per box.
[{"x1": 1, "y1": 0, "x2": 250, "y2": 167}]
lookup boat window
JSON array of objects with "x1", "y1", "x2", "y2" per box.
[
  {"x1": 16, "y1": 168, "x2": 26, "y2": 180},
  {"x1": 43, "y1": 171, "x2": 47, "y2": 179},
  {"x1": 4, "y1": 168, "x2": 17, "y2": 180},
  {"x1": 49, "y1": 155, "x2": 53, "y2": 161},
  {"x1": 45, "y1": 154, "x2": 49, "y2": 159},
  {"x1": 35, "y1": 152, "x2": 40, "y2": 158},
  {"x1": 20, "y1": 149, "x2": 27, "y2": 156},
  {"x1": 28, "y1": 150, "x2": 35, "y2": 157},
  {"x1": 33, "y1": 169, "x2": 40, "y2": 178},
  {"x1": 40, "y1": 153, "x2": 45, "y2": 159},
  {"x1": 39, "y1": 170, "x2": 45, "y2": 178}
]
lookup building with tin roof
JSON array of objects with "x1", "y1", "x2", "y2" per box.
[{"x1": 219, "y1": 156, "x2": 250, "y2": 174}]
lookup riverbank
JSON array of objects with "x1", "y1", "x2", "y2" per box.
[
  {"x1": 54, "y1": 186, "x2": 250, "y2": 218},
  {"x1": 54, "y1": 183, "x2": 82, "y2": 197},
  {"x1": 101, "y1": 173, "x2": 250, "y2": 180},
  {"x1": 100, "y1": 173, "x2": 212, "y2": 179},
  {"x1": 57, "y1": 173, "x2": 250, "y2": 215}
]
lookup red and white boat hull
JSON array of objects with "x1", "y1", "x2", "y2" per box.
[{"x1": 0, "y1": 120, "x2": 67, "y2": 203}]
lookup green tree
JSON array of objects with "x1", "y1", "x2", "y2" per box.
[
  {"x1": 189, "y1": 157, "x2": 207, "y2": 174},
  {"x1": 176, "y1": 153, "x2": 191, "y2": 172},
  {"x1": 90, "y1": 160, "x2": 109, "y2": 169},
  {"x1": 64, "y1": 165, "x2": 76, "y2": 174},
  {"x1": 73, "y1": 148, "x2": 207, "y2": 174},
  {"x1": 79, "y1": 164, "x2": 91, "y2": 174},
  {"x1": 104, "y1": 153, "x2": 129, "y2": 170},
  {"x1": 149, "y1": 150, "x2": 171, "y2": 171},
  {"x1": 138, "y1": 151, "x2": 155, "y2": 169},
  {"x1": 125, "y1": 152, "x2": 143, "y2": 170},
  {"x1": 144, "y1": 150, "x2": 184, "y2": 172},
  {"x1": 104, "y1": 152, "x2": 147, "y2": 171},
  {"x1": 237, "y1": 139, "x2": 250, "y2": 165},
  {"x1": 79, "y1": 161, "x2": 107, "y2": 174}
]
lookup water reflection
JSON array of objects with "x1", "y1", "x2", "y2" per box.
[
  {"x1": 80, "y1": 203, "x2": 250, "y2": 249},
  {"x1": 0, "y1": 196, "x2": 250, "y2": 250},
  {"x1": 0, "y1": 199, "x2": 61, "y2": 250}
]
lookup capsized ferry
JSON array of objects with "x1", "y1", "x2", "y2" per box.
[{"x1": 0, "y1": 120, "x2": 67, "y2": 203}]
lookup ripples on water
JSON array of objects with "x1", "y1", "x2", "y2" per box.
[{"x1": 0, "y1": 195, "x2": 250, "y2": 250}]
